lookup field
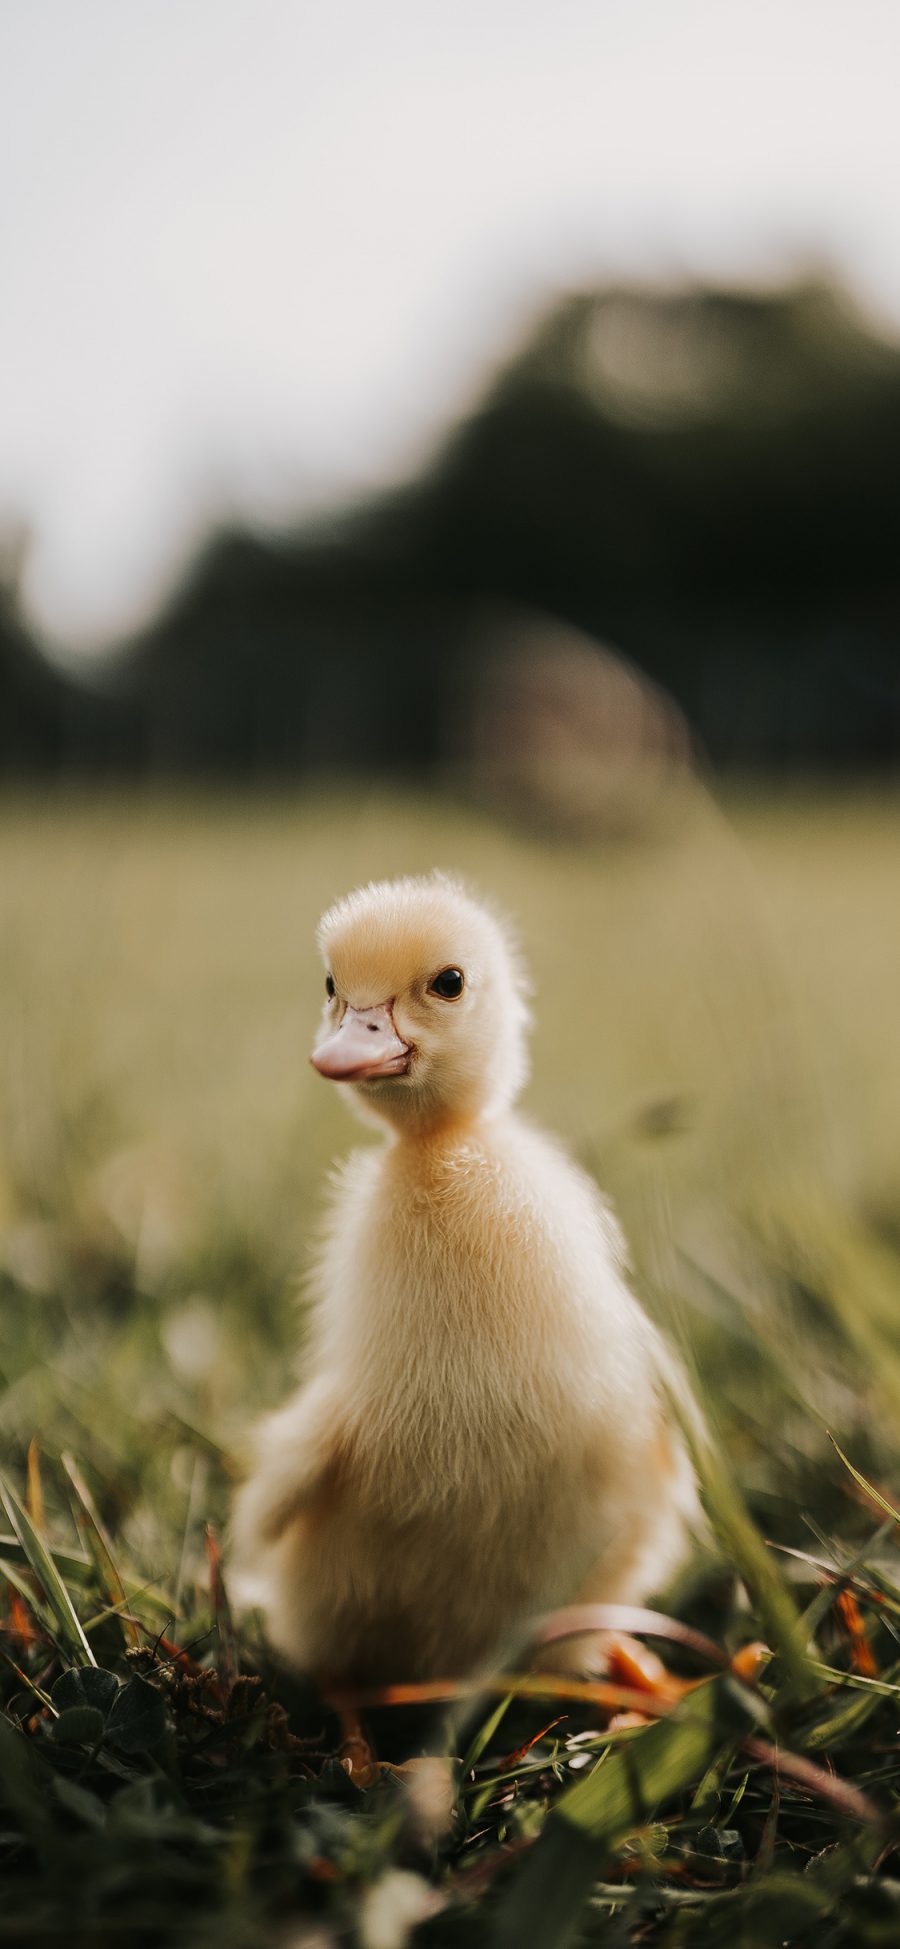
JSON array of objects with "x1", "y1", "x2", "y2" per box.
[{"x1": 1, "y1": 781, "x2": 899, "y2": 1947}]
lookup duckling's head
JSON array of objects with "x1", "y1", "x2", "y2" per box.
[{"x1": 311, "y1": 875, "x2": 530, "y2": 1129}]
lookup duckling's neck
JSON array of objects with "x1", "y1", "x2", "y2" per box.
[
  {"x1": 357, "y1": 1077, "x2": 513, "y2": 1146},
  {"x1": 389, "y1": 1105, "x2": 496, "y2": 1151}
]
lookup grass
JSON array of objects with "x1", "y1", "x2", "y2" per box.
[{"x1": 1, "y1": 779, "x2": 899, "y2": 1946}]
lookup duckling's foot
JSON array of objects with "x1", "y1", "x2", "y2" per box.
[
  {"x1": 601, "y1": 1631, "x2": 689, "y2": 1706},
  {"x1": 536, "y1": 1628, "x2": 690, "y2": 1718}
]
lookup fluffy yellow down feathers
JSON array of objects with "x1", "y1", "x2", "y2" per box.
[{"x1": 230, "y1": 874, "x2": 698, "y2": 1682}]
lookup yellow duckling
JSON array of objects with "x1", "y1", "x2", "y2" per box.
[{"x1": 231, "y1": 874, "x2": 698, "y2": 1683}]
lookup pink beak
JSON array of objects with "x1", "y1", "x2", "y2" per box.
[{"x1": 311, "y1": 1002, "x2": 411, "y2": 1082}]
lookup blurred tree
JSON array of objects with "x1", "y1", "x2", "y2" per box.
[{"x1": 2, "y1": 279, "x2": 899, "y2": 778}]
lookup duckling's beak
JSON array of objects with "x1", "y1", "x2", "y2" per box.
[{"x1": 311, "y1": 1003, "x2": 411, "y2": 1082}]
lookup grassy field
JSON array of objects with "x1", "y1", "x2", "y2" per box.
[{"x1": 1, "y1": 781, "x2": 899, "y2": 1946}]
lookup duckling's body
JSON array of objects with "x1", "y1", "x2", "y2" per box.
[{"x1": 231, "y1": 875, "x2": 697, "y2": 1683}]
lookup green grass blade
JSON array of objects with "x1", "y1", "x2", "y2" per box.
[
  {"x1": 0, "y1": 1637, "x2": 56, "y2": 1710},
  {"x1": 799, "y1": 1517, "x2": 896, "y2": 1639},
  {"x1": 0, "y1": 1533, "x2": 94, "y2": 1582},
  {"x1": 681, "y1": 1405, "x2": 815, "y2": 1703},
  {"x1": 458, "y1": 1692, "x2": 514, "y2": 1782},
  {"x1": 61, "y1": 1450, "x2": 141, "y2": 1650},
  {"x1": 556, "y1": 1676, "x2": 730, "y2": 1839},
  {"x1": 0, "y1": 1471, "x2": 95, "y2": 1667},
  {"x1": 829, "y1": 1438, "x2": 900, "y2": 1525},
  {"x1": 801, "y1": 1663, "x2": 900, "y2": 1753},
  {"x1": 0, "y1": 1555, "x2": 66, "y2": 1654}
]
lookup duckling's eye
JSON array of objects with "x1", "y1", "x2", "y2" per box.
[
  {"x1": 325, "y1": 974, "x2": 335, "y2": 999},
  {"x1": 428, "y1": 967, "x2": 465, "y2": 1001}
]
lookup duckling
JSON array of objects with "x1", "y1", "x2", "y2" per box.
[{"x1": 231, "y1": 874, "x2": 699, "y2": 1684}]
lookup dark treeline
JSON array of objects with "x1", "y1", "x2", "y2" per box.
[{"x1": 2, "y1": 278, "x2": 899, "y2": 779}]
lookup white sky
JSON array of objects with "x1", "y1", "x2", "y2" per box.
[{"x1": 3, "y1": 0, "x2": 899, "y2": 646}]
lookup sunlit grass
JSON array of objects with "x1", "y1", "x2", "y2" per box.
[{"x1": 1, "y1": 782, "x2": 899, "y2": 1945}]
